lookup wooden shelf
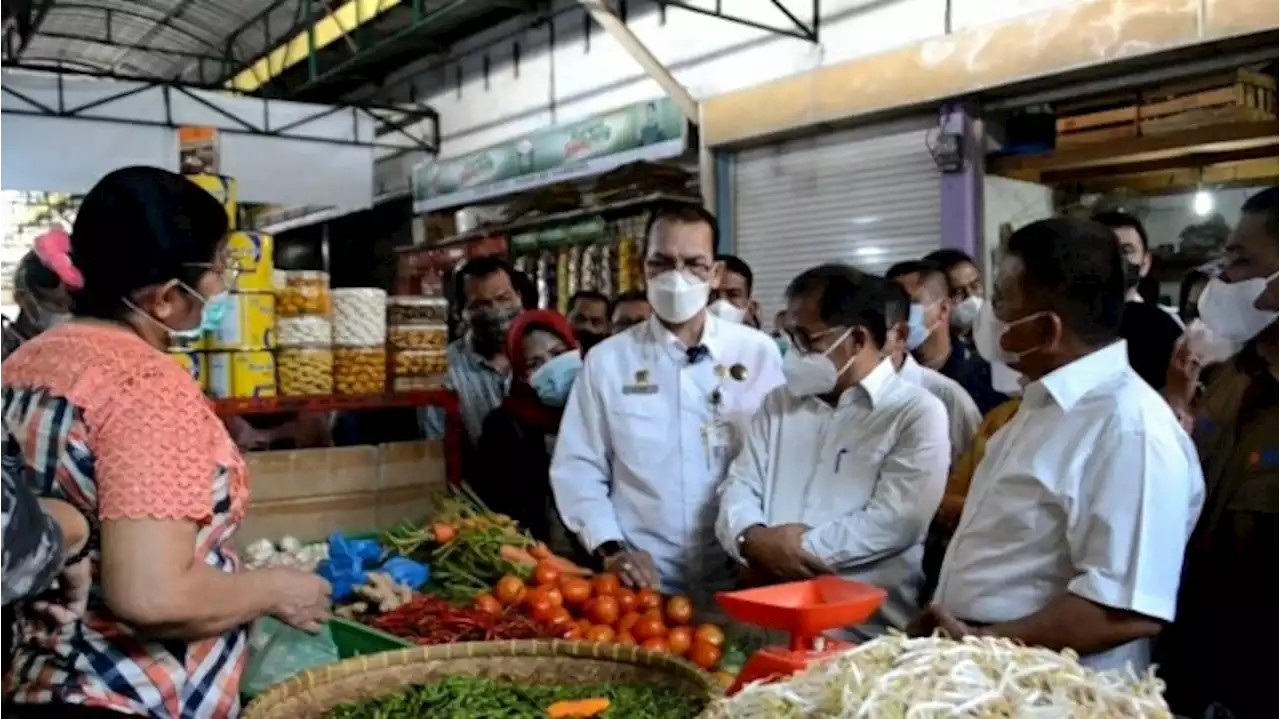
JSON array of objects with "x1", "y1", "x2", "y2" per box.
[{"x1": 988, "y1": 121, "x2": 1278, "y2": 188}]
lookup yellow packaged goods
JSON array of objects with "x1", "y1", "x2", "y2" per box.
[
  {"x1": 387, "y1": 296, "x2": 449, "y2": 325},
  {"x1": 388, "y1": 324, "x2": 447, "y2": 351},
  {"x1": 392, "y1": 349, "x2": 447, "y2": 378},
  {"x1": 208, "y1": 351, "x2": 276, "y2": 399},
  {"x1": 277, "y1": 348, "x2": 334, "y2": 396},
  {"x1": 185, "y1": 174, "x2": 237, "y2": 230},
  {"x1": 211, "y1": 293, "x2": 276, "y2": 350},
  {"x1": 278, "y1": 271, "x2": 332, "y2": 317},
  {"x1": 225, "y1": 232, "x2": 274, "y2": 291},
  {"x1": 334, "y1": 347, "x2": 386, "y2": 395},
  {"x1": 168, "y1": 332, "x2": 208, "y2": 351},
  {"x1": 168, "y1": 351, "x2": 207, "y2": 389}
]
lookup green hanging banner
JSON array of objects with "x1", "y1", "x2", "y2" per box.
[{"x1": 412, "y1": 97, "x2": 688, "y2": 214}]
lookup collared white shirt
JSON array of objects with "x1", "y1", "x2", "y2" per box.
[
  {"x1": 550, "y1": 313, "x2": 784, "y2": 597},
  {"x1": 935, "y1": 341, "x2": 1204, "y2": 673},
  {"x1": 898, "y1": 354, "x2": 981, "y2": 461},
  {"x1": 716, "y1": 358, "x2": 951, "y2": 635}
]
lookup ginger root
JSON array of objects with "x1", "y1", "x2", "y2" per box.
[{"x1": 353, "y1": 572, "x2": 415, "y2": 613}]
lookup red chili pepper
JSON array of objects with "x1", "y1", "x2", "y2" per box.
[{"x1": 368, "y1": 595, "x2": 561, "y2": 646}]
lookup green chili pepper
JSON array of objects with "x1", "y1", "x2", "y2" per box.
[{"x1": 325, "y1": 676, "x2": 706, "y2": 718}]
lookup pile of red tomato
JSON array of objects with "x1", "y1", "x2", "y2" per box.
[{"x1": 474, "y1": 560, "x2": 727, "y2": 671}]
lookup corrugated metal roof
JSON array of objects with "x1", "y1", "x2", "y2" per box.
[{"x1": 12, "y1": 0, "x2": 308, "y2": 85}]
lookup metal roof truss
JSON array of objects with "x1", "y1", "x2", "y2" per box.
[{"x1": 1, "y1": 64, "x2": 439, "y2": 155}]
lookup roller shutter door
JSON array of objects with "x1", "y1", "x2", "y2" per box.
[{"x1": 733, "y1": 117, "x2": 943, "y2": 321}]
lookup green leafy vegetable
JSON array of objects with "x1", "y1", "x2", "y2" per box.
[{"x1": 325, "y1": 676, "x2": 706, "y2": 718}]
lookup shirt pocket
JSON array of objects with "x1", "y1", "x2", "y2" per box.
[
  {"x1": 839, "y1": 436, "x2": 894, "y2": 479},
  {"x1": 609, "y1": 404, "x2": 673, "y2": 469}
]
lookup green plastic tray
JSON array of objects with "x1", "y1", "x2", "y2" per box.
[{"x1": 327, "y1": 617, "x2": 414, "y2": 659}]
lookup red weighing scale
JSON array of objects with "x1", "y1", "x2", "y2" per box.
[{"x1": 715, "y1": 576, "x2": 886, "y2": 696}]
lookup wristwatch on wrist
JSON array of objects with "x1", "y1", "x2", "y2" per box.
[
  {"x1": 593, "y1": 540, "x2": 624, "y2": 561},
  {"x1": 735, "y1": 524, "x2": 763, "y2": 561}
]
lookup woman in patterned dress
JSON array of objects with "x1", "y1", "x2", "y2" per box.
[{"x1": 1, "y1": 167, "x2": 331, "y2": 718}]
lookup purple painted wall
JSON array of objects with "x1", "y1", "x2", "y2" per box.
[{"x1": 939, "y1": 105, "x2": 983, "y2": 268}]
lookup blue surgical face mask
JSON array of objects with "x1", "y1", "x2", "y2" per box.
[
  {"x1": 173, "y1": 286, "x2": 231, "y2": 340},
  {"x1": 906, "y1": 303, "x2": 931, "y2": 351},
  {"x1": 128, "y1": 282, "x2": 230, "y2": 340},
  {"x1": 529, "y1": 350, "x2": 583, "y2": 407}
]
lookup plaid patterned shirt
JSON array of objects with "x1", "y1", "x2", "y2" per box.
[
  {"x1": 3, "y1": 324, "x2": 250, "y2": 718},
  {"x1": 421, "y1": 338, "x2": 509, "y2": 446}
]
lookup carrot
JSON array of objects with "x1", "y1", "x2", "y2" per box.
[
  {"x1": 432, "y1": 523, "x2": 457, "y2": 544},
  {"x1": 546, "y1": 698, "x2": 611, "y2": 718},
  {"x1": 529, "y1": 542, "x2": 553, "y2": 560},
  {"x1": 544, "y1": 554, "x2": 591, "y2": 576},
  {"x1": 499, "y1": 545, "x2": 539, "y2": 567}
]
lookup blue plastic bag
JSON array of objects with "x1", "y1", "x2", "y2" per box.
[
  {"x1": 316, "y1": 532, "x2": 383, "y2": 602},
  {"x1": 316, "y1": 554, "x2": 364, "y2": 603},
  {"x1": 329, "y1": 531, "x2": 383, "y2": 563},
  {"x1": 380, "y1": 556, "x2": 430, "y2": 590}
]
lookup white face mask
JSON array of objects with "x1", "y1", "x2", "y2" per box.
[
  {"x1": 782, "y1": 327, "x2": 855, "y2": 397},
  {"x1": 1196, "y1": 272, "x2": 1278, "y2": 343},
  {"x1": 708, "y1": 298, "x2": 746, "y2": 324},
  {"x1": 951, "y1": 295, "x2": 983, "y2": 331},
  {"x1": 989, "y1": 359, "x2": 1026, "y2": 395},
  {"x1": 647, "y1": 270, "x2": 709, "y2": 324},
  {"x1": 972, "y1": 300, "x2": 1048, "y2": 367}
]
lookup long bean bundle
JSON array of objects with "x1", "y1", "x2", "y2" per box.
[
  {"x1": 701, "y1": 634, "x2": 1172, "y2": 718},
  {"x1": 326, "y1": 676, "x2": 707, "y2": 718}
]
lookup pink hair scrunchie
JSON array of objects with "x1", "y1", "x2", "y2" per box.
[{"x1": 33, "y1": 228, "x2": 84, "y2": 290}]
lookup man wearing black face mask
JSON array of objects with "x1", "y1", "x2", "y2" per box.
[
  {"x1": 1094, "y1": 212, "x2": 1183, "y2": 390},
  {"x1": 421, "y1": 255, "x2": 528, "y2": 454},
  {"x1": 566, "y1": 290, "x2": 610, "y2": 354}
]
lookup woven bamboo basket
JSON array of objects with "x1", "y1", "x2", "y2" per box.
[{"x1": 243, "y1": 639, "x2": 720, "y2": 719}]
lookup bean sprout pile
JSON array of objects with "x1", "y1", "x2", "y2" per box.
[{"x1": 700, "y1": 634, "x2": 1172, "y2": 718}]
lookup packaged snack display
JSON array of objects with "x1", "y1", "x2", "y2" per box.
[
  {"x1": 277, "y1": 348, "x2": 335, "y2": 397},
  {"x1": 276, "y1": 316, "x2": 333, "y2": 347},
  {"x1": 388, "y1": 325, "x2": 447, "y2": 351},
  {"x1": 208, "y1": 351, "x2": 277, "y2": 399},
  {"x1": 225, "y1": 231, "x2": 274, "y2": 292},
  {"x1": 278, "y1": 271, "x2": 332, "y2": 317},
  {"x1": 334, "y1": 347, "x2": 387, "y2": 395},
  {"x1": 391, "y1": 349, "x2": 448, "y2": 392},
  {"x1": 387, "y1": 296, "x2": 448, "y2": 325},
  {"x1": 211, "y1": 292, "x2": 276, "y2": 351},
  {"x1": 332, "y1": 288, "x2": 388, "y2": 346}
]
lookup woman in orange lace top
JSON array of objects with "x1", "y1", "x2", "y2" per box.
[{"x1": 1, "y1": 167, "x2": 331, "y2": 719}]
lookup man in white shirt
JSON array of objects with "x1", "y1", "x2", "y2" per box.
[
  {"x1": 551, "y1": 203, "x2": 783, "y2": 598},
  {"x1": 923, "y1": 217, "x2": 1205, "y2": 674},
  {"x1": 716, "y1": 265, "x2": 950, "y2": 635},
  {"x1": 884, "y1": 282, "x2": 981, "y2": 462}
]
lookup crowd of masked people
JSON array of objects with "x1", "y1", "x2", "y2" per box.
[
  {"x1": 416, "y1": 192, "x2": 1275, "y2": 719},
  {"x1": 0, "y1": 167, "x2": 1273, "y2": 719}
]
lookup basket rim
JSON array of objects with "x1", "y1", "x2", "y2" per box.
[{"x1": 246, "y1": 638, "x2": 718, "y2": 712}]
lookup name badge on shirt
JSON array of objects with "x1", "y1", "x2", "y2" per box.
[
  {"x1": 702, "y1": 419, "x2": 733, "y2": 472},
  {"x1": 622, "y1": 369, "x2": 659, "y2": 395}
]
